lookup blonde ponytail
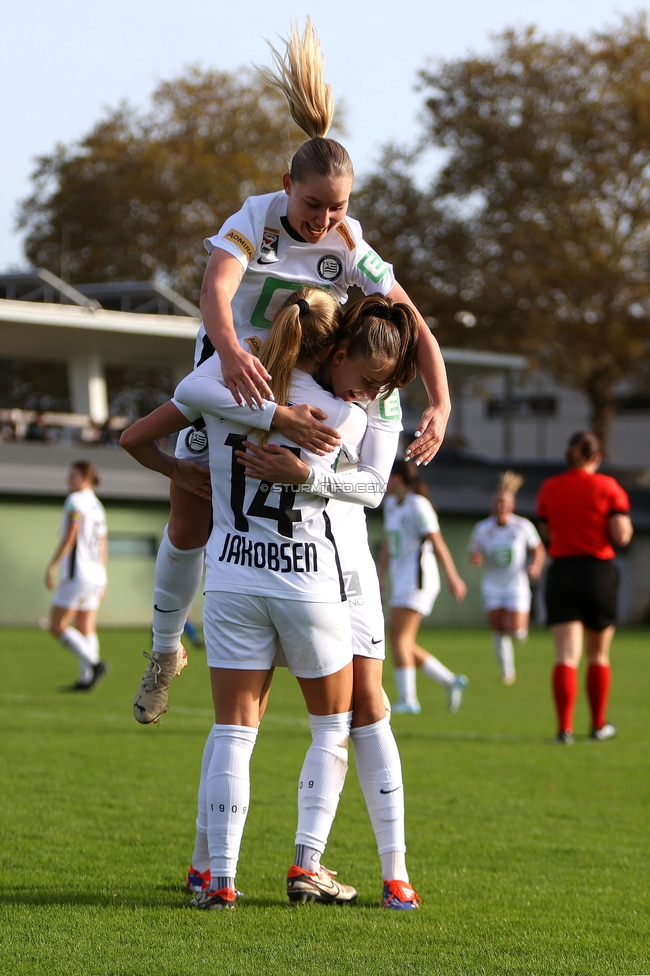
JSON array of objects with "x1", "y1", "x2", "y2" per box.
[
  {"x1": 258, "y1": 304, "x2": 303, "y2": 414},
  {"x1": 497, "y1": 470, "x2": 524, "y2": 495},
  {"x1": 259, "y1": 18, "x2": 333, "y2": 139},
  {"x1": 254, "y1": 287, "x2": 341, "y2": 443},
  {"x1": 257, "y1": 19, "x2": 353, "y2": 183}
]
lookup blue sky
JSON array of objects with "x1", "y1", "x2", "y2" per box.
[{"x1": 2, "y1": 0, "x2": 648, "y2": 270}]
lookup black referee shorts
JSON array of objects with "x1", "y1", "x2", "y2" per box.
[{"x1": 545, "y1": 557, "x2": 619, "y2": 631}]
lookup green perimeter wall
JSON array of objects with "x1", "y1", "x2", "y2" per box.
[
  {"x1": 0, "y1": 498, "x2": 487, "y2": 627},
  {"x1": 0, "y1": 497, "x2": 205, "y2": 627}
]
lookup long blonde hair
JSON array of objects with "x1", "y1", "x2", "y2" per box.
[
  {"x1": 497, "y1": 470, "x2": 524, "y2": 495},
  {"x1": 257, "y1": 19, "x2": 353, "y2": 183},
  {"x1": 256, "y1": 287, "x2": 341, "y2": 441}
]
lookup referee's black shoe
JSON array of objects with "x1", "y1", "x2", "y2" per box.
[{"x1": 590, "y1": 722, "x2": 616, "y2": 741}]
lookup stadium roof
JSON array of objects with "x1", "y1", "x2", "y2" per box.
[{"x1": 0, "y1": 270, "x2": 200, "y2": 318}]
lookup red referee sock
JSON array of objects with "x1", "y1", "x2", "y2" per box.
[
  {"x1": 586, "y1": 663, "x2": 611, "y2": 731},
  {"x1": 552, "y1": 664, "x2": 578, "y2": 734}
]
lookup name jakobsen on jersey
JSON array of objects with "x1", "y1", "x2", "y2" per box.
[{"x1": 217, "y1": 533, "x2": 319, "y2": 573}]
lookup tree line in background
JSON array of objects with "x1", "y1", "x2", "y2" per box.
[{"x1": 16, "y1": 15, "x2": 650, "y2": 453}]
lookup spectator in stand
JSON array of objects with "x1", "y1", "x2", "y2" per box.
[
  {"x1": 26, "y1": 412, "x2": 50, "y2": 441},
  {"x1": 536, "y1": 431, "x2": 633, "y2": 743}
]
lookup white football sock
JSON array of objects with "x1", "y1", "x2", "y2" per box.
[
  {"x1": 206, "y1": 724, "x2": 258, "y2": 880},
  {"x1": 192, "y1": 831, "x2": 210, "y2": 876},
  {"x1": 295, "y1": 712, "x2": 352, "y2": 854},
  {"x1": 192, "y1": 728, "x2": 215, "y2": 874},
  {"x1": 513, "y1": 628, "x2": 528, "y2": 643},
  {"x1": 393, "y1": 667, "x2": 418, "y2": 706},
  {"x1": 60, "y1": 627, "x2": 94, "y2": 683},
  {"x1": 419, "y1": 654, "x2": 454, "y2": 688},
  {"x1": 152, "y1": 525, "x2": 205, "y2": 655},
  {"x1": 350, "y1": 718, "x2": 408, "y2": 882},
  {"x1": 84, "y1": 632, "x2": 100, "y2": 665},
  {"x1": 492, "y1": 633, "x2": 515, "y2": 680}
]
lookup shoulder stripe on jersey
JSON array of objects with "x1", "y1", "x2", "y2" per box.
[
  {"x1": 335, "y1": 223, "x2": 355, "y2": 251},
  {"x1": 323, "y1": 511, "x2": 346, "y2": 603}
]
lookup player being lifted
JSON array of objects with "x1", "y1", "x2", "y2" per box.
[
  {"x1": 468, "y1": 471, "x2": 545, "y2": 685},
  {"x1": 130, "y1": 17, "x2": 451, "y2": 730}
]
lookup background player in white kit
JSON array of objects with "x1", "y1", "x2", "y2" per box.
[
  {"x1": 468, "y1": 471, "x2": 546, "y2": 684},
  {"x1": 45, "y1": 461, "x2": 109, "y2": 690},
  {"x1": 380, "y1": 460, "x2": 468, "y2": 715}
]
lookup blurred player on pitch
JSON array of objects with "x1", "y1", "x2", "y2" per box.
[
  {"x1": 468, "y1": 471, "x2": 545, "y2": 685},
  {"x1": 45, "y1": 461, "x2": 109, "y2": 690},
  {"x1": 379, "y1": 460, "x2": 468, "y2": 714}
]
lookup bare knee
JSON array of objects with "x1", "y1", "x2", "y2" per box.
[{"x1": 351, "y1": 658, "x2": 386, "y2": 727}]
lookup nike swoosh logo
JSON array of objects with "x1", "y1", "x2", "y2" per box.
[
  {"x1": 154, "y1": 605, "x2": 181, "y2": 613},
  {"x1": 379, "y1": 786, "x2": 402, "y2": 794},
  {"x1": 257, "y1": 257, "x2": 278, "y2": 265},
  {"x1": 371, "y1": 638, "x2": 383, "y2": 645}
]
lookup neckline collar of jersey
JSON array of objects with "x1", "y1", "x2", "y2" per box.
[{"x1": 281, "y1": 215, "x2": 308, "y2": 243}]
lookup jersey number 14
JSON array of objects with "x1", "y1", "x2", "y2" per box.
[{"x1": 226, "y1": 434, "x2": 303, "y2": 539}]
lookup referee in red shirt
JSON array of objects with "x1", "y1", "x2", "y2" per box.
[{"x1": 536, "y1": 431, "x2": 633, "y2": 743}]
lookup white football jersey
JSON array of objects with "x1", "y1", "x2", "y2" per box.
[
  {"x1": 468, "y1": 514, "x2": 541, "y2": 589},
  {"x1": 193, "y1": 190, "x2": 396, "y2": 365},
  {"x1": 383, "y1": 493, "x2": 441, "y2": 596},
  {"x1": 326, "y1": 390, "x2": 403, "y2": 585},
  {"x1": 59, "y1": 489, "x2": 107, "y2": 588},
  {"x1": 174, "y1": 363, "x2": 367, "y2": 602}
]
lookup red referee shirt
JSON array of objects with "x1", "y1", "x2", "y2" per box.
[{"x1": 536, "y1": 468, "x2": 630, "y2": 560}]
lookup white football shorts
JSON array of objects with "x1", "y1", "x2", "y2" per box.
[
  {"x1": 344, "y1": 561, "x2": 386, "y2": 660},
  {"x1": 390, "y1": 582, "x2": 440, "y2": 617},
  {"x1": 51, "y1": 580, "x2": 104, "y2": 612},
  {"x1": 203, "y1": 591, "x2": 352, "y2": 679},
  {"x1": 482, "y1": 583, "x2": 532, "y2": 614}
]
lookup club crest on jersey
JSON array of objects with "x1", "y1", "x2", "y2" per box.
[
  {"x1": 258, "y1": 227, "x2": 280, "y2": 263},
  {"x1": 185, "y1": 428, "x2": 208, "y2": 454},
  {"x1": 317, "y1": 254, "x2": 343, "y2": 281}
]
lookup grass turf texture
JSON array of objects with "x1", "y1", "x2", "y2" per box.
[{"x1": 1, "y1": 628, "x2": 649, "y2": 976}]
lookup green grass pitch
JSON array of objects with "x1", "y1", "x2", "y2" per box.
[{"x1": 1, "y1": 626, "x2": 649, "y2": 975}]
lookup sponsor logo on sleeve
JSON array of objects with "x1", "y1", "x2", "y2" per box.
[
  {"x1": 185, "y1": 428, "x2": 209, "y2": 454},
  {"x1": 257, "y1": 226, "x2": 280, "y2": 264},
  {"x1": 317, "y1": 254, "x2": 343, "y2": 281},
  {"x1": 335, "y1": 222, "x2": 356, "y2": 251},
  {"x1": 358, "y1": 249, "x2": 388, "y2": 283},
  {"x1": 244, "y1": 335, "x2": 263, "y2": 355},
  {"x1": 224, "y1": 229, "x2": 254, "y2": 261}
]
